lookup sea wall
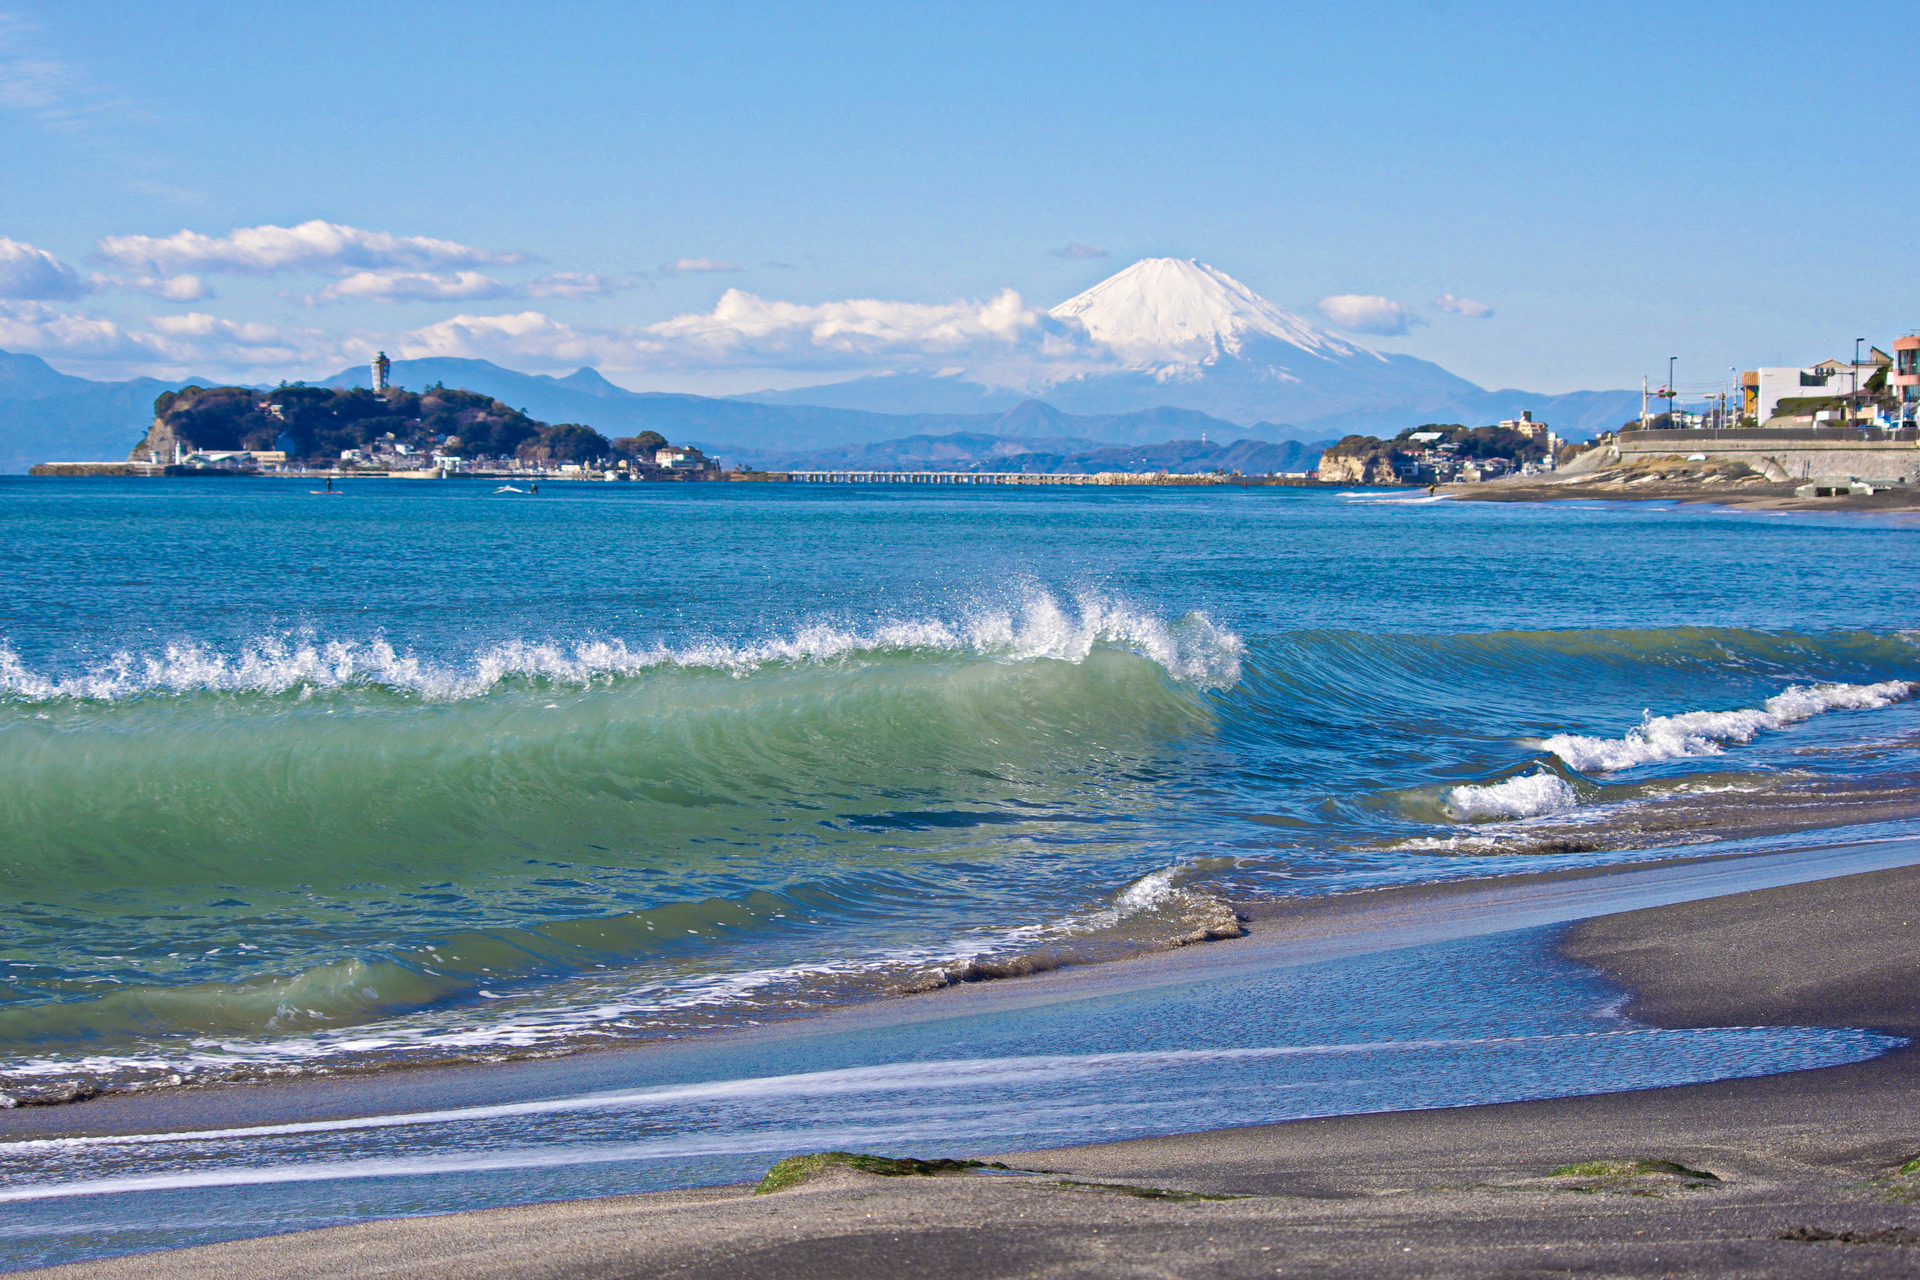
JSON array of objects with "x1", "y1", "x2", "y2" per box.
[{"x1": 1608, "y1": 433, "x2": 1919, "y2": 483}]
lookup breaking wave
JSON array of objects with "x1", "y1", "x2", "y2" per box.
[
  {"x1": 1445, "y1": 772, "x2": 1582, "y2": 821},
  {"x1": 1541, "y1": 680, "x2": 1915, "y2": 772},
  {"x1": 0, "y1": 591, "x2": 1244, "y2": 702}
]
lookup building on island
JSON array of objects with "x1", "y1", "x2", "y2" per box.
[
  {"x1": 1497, "y1": 411, "x2": 1563, "y2": 466},
  {"x1": 371, "y1": 351, "x2": 391, "y2": 393},
  {"x1": 655, "y1": 445, "x2": 711, "y2": 470}
]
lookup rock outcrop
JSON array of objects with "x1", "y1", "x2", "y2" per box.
[{"x1": 1317, "y1": 445, "x2": 1403, "y2": 485}]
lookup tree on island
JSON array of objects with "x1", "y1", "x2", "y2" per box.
[
  {"x1": 612, "y1": 431, "x2": 667, "y2": 458},
  {"x1": 516, "y1": 423, "x2": 611, "y2": 465}
]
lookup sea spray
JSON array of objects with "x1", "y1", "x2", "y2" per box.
[{"x1": 0, "y1": 590, "x2": 1244, "y2": 703}]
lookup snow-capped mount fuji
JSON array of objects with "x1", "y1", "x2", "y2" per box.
[
  {"x1": 1047, "y1": 256, "x2": 1364, "y2": 370},
  {"x1": 742, "y1": 258, "x2": 1640, "y2": 439},
  {"x1": 1029, "y1": 257, "x2": 1486, "y2": 423}
]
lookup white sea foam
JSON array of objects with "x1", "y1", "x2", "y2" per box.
[
  {"x1": 0, "y1": 865, "x2": 1214, "y2": 1089},
  {"x1": 1541, "y1": 680, "x2": 1915, "y2": 772},
  {"x1": 0, "y1": 591, "x2": 1244, "y2": 703},
  {"x1": 0, "y1": 1028, "x2": 1837, "y2": 1158},
  {"x1": 1445, "y1": 773, "x2": 1580, "y2": 821}
]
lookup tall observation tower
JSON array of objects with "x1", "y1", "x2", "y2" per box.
[{"x1": 371, "y1": 351, "x2": 391, "y2": 393}]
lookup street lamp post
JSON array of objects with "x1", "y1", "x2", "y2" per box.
[{"x1": 1854, "y1": 337, "x2": 1865, "y2": 425}]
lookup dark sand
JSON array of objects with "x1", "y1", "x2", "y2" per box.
[{"x1": 20, "y1": 859, "x2": 1920, "y2": 1278}]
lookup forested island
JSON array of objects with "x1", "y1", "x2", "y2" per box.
[{"x1": 123, "y1": 382, "x2": 712, "y2": 474}]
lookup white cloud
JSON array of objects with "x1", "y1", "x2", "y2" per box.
[
  {"x1": 659, "y1": 257, "x2": 741, "y2": 275},
  {"x1": 140, "y1": 312, "x2": 328, "y2": 371},
  {"x1": 94, "y1": 220, "x2": 524, "y2": 276},
  {"x1": 0, "y1": 299, "x2": 140, "y2": 357},
  {"x1": 366, "y1": 285, "x2": 1098, "y2": 383},
  {"x1": 635, "y1": 287, "x2": 1072, "y2": 370},
  {"x1": 1049, "y1": 243, "x2": 1109, "y2": 260},
  {"x1": 1435, "y1": 293, "x2": 1494, "y2": 319},
  {"x1": 525, "y1": 271, "x2": 638, "y2": 299},
  {"x1": 92, "y1": 272, "x2": 211, "y2": 301},
  {"x1": 396, "y1": 311, "x2": 607, "y2": 366},
  {"x1": 306, "y1": 269, "x2": 513, "y2": 304},
  {"x1": 0, "y1": 296, "x2": 341, "y2": 375},
  {"x1": 1317, "y1": 294, "x2": 1424, "y2": 336},
  {"x1": 0, "y1": 236, "x2": 86, "y2": 299}
]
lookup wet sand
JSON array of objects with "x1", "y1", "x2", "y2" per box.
[{"x1": 17, "y1": 844, "x2": 1920, "y2": 1278}]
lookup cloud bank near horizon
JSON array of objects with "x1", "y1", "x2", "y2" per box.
[{"x1": 0, "y1": 219, "x2": 1496, "y2": 391}]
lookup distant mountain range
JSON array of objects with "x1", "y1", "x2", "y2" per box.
[
  {"x1": 0, "y1": 256, "x2": 1643, "y2": 472},
  {"x1": 738, "y1": 432, "x2": 1330, "y2": 476},
  {"x1": 0, "y1": 352, "x2": 209, "y2": 475},
  {"x1": 742, "y1": 260, "x2": 1641, "y2": 438}
]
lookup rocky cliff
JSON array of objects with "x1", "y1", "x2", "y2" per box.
[{"x1": 1317, "y1": 436, "x2": 1406, "y2": 484}]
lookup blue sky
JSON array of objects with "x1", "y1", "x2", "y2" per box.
[{"x1": 1, "y1": 0, "x2": 1913, "y2": 397}]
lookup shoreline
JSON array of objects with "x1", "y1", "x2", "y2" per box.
[
  {"x1": 15, "y1": 838, "x2": 1920, "y2": 1277},
  {"x1": 7, "y1": 835, "x2": 1919, "y2": 1144}
]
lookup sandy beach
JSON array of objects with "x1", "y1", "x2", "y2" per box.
[{"x1": 14, "y1": 846, "x2": 1920, "y2": 1279}]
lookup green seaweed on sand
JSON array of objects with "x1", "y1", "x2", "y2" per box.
[
  {"x1": 1535, "y1": 1158, "x2": 1721, "y2": 1195},
  {"x1": 1857, "y1": 1154, "x2": 1920, "y2": 1202},
  {"x1": 1048, "y1": 1179, "x2": 1242, "y2": 1202},
  {"x1": 1550, "y1": 1159, "x2": 1719, "y2": 1182},
  {"x1": 754, "y1": 1152, "x2": 1010, "y2": 1195}
]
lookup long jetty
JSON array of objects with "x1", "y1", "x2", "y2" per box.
[{"x1": 780, "y1": 470, "x2": 1240, "y2": 485}]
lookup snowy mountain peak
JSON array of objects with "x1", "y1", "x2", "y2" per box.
[{"x1": 1049, "y1": 258, "x2": 1365, "y2": 369}]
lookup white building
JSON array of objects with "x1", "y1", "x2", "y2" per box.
[{"x1": 1753, "y1": 353, "x2": 1887, "y2": 423}]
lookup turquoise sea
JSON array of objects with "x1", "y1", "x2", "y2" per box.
[{"x1": 0, "y1": 477, "x2": 1916, "y2": 1265}]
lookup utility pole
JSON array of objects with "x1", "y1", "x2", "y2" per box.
[
  {"x1": 1854, "y1": 337, "x2": 1865, "y2": 425},
  {"x1": 1641, "y1": 376, "x2": 1650, "y2": 430},
  {"x1": 1668, "y1": 356, "x2": 1677, "y2": 428}
]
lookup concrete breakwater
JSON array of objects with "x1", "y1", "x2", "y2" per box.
[{"x1": 1586, "y1": 428, "x2": 1920, "y2": 484}]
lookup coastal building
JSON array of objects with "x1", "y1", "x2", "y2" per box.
[
  {"x1": 1892, "y1": 336, "x2": 1920, "y2": 422},
  {"x1": 1753, "y1": 351, "x2": 1890, "y2": 424},
  {"x1": 655, "y1": 445, "x2": 710, "y2": 470},
  {"x1": 372, "y1": 351, "x2": 391, "y2": 393}
]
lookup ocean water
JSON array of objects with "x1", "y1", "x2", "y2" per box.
[{"x1": 0, "y1": 477, "x2": 1917, "y2": 1262}]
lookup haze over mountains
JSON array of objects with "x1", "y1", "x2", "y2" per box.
[{"x1": 0, "y1": 258, "x2": 1639, "y2": 473}]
